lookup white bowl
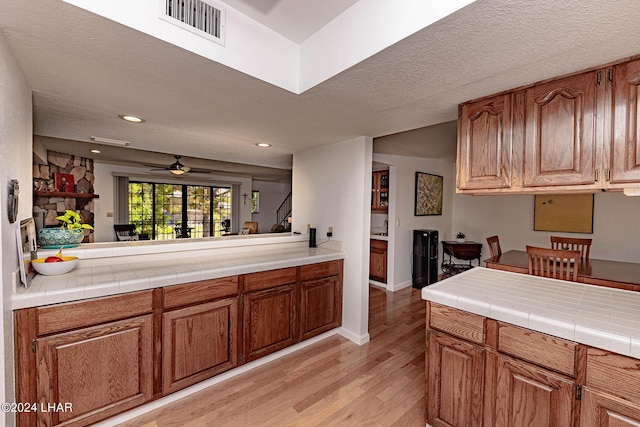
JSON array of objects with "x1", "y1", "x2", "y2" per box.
[{"x1": 31, "y1": 256, "x2": 79, "y2": 276}]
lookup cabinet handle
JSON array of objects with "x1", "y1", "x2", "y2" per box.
[
  {"x1": 595, "y1": 169, "x2": 599, "y2": 182},
  {"x1": 605, "y1": 168, "x2": 611, "y2": 182}
]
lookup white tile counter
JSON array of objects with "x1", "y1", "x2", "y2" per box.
[
  {"x1": 422, "y1": 267, "x2": 640, "y2": 359},
  {"x1": 14, "y1": 235, "x2": 343, "y2": 310}
]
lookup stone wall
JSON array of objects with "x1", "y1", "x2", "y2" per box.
[{"x1": 33, "y1": 151, "x2": 95, "y2": 243}]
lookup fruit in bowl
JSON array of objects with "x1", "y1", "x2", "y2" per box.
[{"x1": 31, "y1": 256, "x2": 79, "y2": 276}]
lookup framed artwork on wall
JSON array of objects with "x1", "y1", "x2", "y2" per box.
[
  {"x1": 54, "y1": 173, "x2": 74, "y2": 192},
  {"x1": 414, "y1": 172, "x2": 443, "y2": 216}
]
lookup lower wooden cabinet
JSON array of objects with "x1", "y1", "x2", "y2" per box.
[
  {"x1": 162, "y1": 297, "x2": 238, "y2": 394},
  {"x1": 369, "y1": 239, "x2": 387, "y2": 283},
  {"x1": 581, "y1": 388, "x2": 640, "y2": 427},
  {"x1": 243, "y1": 283, "x2": 296, "y2": 362},
  {"x1": 493, "y1": 355, "x2": 576, "y2": 427},
  {"x1": 36, "y1": 315, "x2": 154, "y2": 426},
  {"x1": 16, "y1": 260, "x2": 343, "y2": 426},
  {"x1": 426, "y1": 331, "x2": 484, "y2": 427}
]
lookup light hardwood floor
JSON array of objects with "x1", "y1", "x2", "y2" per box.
[{"x1": 118, "y1": 286, "x2": 426, "y2": 427}]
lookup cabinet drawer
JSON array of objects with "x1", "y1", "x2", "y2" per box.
[
  {"x1": 586, "y1": 348, "x2": 640, "y2": 405},
  {"x1": 244, "y1": 267, "x2": 297, "y2": 292},
  {"x1": 498, "y1": 323, "x2": 577, "y2": 377},
  {"x1": 299, "y1": 260, "x2": 342, "y2": 281},
  {"x1": 36, "y1": 290, "x2": 153, "y2": 336},
  {"x1": 164, "y1": 276, "x2": 239, "y2": 309},
  {"x1": 429, "y1": 303, "x2": 485, "y2": 345},
  {"x1": 370, "y1": 239, "x2": 387, "y2": 250}
]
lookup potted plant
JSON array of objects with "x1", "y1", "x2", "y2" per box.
[
  {"x1": 37, "y1": 210, "x2": 94, "y2": 249},
  {"x1": 456, "y1": 232, "x2": 466, "y2": 243}
]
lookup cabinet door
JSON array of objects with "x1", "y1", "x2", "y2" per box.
[
  {"x1": 36, "y1": 315, "x2": 153, "y2": 426},
  {"x1": 300, "y1": 275, "x2": 342, "y2": 341},
  {"x1": 369, "y1": 239, "x2": 387, "y2": 283},
  {"x1": 162, "y1": 297, "x2": 238, "y2": 394},
  {"x1": 371, "y1": 171, "x2": 389, "y2": 212},
  {"x1": 457, "y1": 93, "x2": 513, "y2": 189},
  {"x1": 426, "y1": 331, "x2": 484, "y2": 427},
  {"x1": 493, "y1": 355, "x2": 575, "y2": 427},
  {"x1": 581, "y1": 387, "x2": 640, "y2": 427},
  {"x1": 244, "y1": 284, "x2": 296, "y2": 362},
  {"x1": 523, "y1": 71, "x2": 598, "y2": 187},
  {"x1": 611, "y1": 58, "x2": 640, "y2": 183}
]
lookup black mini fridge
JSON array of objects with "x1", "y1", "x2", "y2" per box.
[{"x1": 412, "y1": 229, "x2": 438, "y2": 288}]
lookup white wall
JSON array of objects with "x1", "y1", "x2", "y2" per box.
[
  {"x1": 293, "y1": 137, "x2": 372, "y2": 345},
  {"x1": 0, "y1": 30, "x2": 33, "y2": 427},
  {"x1": 251, "y1": 180, "x2": 291, "y2": 233},
  {"x1": 373, "y1": 153, "x2": 456, "y2": 287},
  {"x1": 453, "y1": 192, "x2": 640, "y2": 263},
  {"x1": 93, "y1": 162, "x2": 253, "y2": 242}
]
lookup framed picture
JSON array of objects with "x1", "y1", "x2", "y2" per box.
[
  {"x1": 54, "y1": 172, "x2": 74, "y2": 192},
  {"x1": 415, "y1": 172, "x2": 443, "y2": 216},
  {"x1": 16, "y1": 218, "x2": 37, "y2": 288},
  {"x1": 534, "y1": 194, "x2": 594, "y2": 233}
]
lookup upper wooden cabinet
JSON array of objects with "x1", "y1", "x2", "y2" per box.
[
  {"x1": 457, "y1": 93, "x2": 513, "y2": 190},
  {"x1": 523, "y1": 71, "x2": 598, "y2": 188},
  {"x1": 611, "y1": 58, "x2": 640, "y2": 183},
  {"x1": 457, "y1": 55, "x2": 640, "y2": 193},
  {"x1": 371, "y1": 170, "x2": 389, "y2": 211}
]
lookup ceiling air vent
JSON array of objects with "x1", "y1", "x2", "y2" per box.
[{"x1": 160, "y1": 0, "x2": 225, "y2": 46}]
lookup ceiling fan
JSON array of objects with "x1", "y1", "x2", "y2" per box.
[{"x1": 149, "y1": 155, "x2": 211, "y2": 175}]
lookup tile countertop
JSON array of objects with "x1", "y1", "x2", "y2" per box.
[
  {"x1": 14, "y1": 240, "x2": 344, "y2": 310},
  {"x1": 422, "y1": 267, "x2": 640, "y2": 359}
]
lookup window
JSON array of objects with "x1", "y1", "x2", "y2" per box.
[
  {"x1": 128, "y1": 181, "x2": 231, "y2": 239},
  {"x1": 251, "y1": 190, "x2": 259, "y2": 214}
]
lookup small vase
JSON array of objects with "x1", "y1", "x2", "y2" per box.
[
  {"x1": 37, "y1": 228, "x2": 84, "y2": 249},
  {"x1": 456, "y1": 238, "x2": 465, "y2": 243}
]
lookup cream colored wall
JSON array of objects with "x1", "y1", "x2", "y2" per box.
[
  {"x1": 0, "y1": 30, "x2": 32, "y2": 426},
  {"x1": 453, "y1": 192, "x2": 640, "y2": 263},
  {"x1": 293, "y1": 137, "x2": 372, "y2": 345}
]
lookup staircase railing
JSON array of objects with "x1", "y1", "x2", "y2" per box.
[{"x1": 276, "y1": 192, "x2": 292, "y2": 228}]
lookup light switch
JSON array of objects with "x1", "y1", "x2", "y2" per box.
[{"x1": 106, "y1": 212, "x2": 113, "y2": 218}]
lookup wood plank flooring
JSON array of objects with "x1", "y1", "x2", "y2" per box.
[{"x1": 118, "y1": 286, "x2": 426, "y2": 427}]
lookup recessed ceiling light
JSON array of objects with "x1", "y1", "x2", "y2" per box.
[
  {"x1": 119, "y1": 114, "x2": 144, "y2": 123},
  {"x1": 256, "y1": 143, "x2": 271, "y2": 148},
  {"x1": 90, "y1": 149, "x2": 101, "y2": 154}
]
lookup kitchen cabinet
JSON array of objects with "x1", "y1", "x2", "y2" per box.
[
  {"x1": 581, "y1": 348, "x2": 640, "y2": 426},
  {"x1": 299, "y1": 260, "x2": 343, "y2": 341},
  {"x1": 371, "y1": 170, "x2": 389, "y2": 212},
  {"x1": 426, "y1": 331, "x2": 484, "y2": 426},
  {"x1": 523, "y1": 70, "x2": 598, "y2": 188},
  {"x1": 457, "y1": 93, "x2": 514, "y2": 190},
  {"x1": 162, "y1": 297, "x2": 238, "y2": 395},
  {"x1": 369, "y1": 239, "x2": 387, "y2": 283},
  {"x1": 15, "y1": 260, "x2": 343, "y2": 426},
  {"x1": 426, "y1": 302, "x2": 579, "y2": 427},
  {"x1": 16, "y1": 291, "x2": 155, "y2": 427},
  {"x1": 243, "y1": 267, "x2": 298, "y2": 362},
  {"x1": 493, "y1": 355, "x2": 575, "y2": 426},
  {"x1": 456, "y1": 55, "x2": 640, "y2": 194}
]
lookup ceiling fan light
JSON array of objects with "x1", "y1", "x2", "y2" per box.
[{"x1": 170, "y1": 169, "x2": 185, "y2": 175}]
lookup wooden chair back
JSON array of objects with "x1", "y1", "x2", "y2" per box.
[
  {"x1": 486, "y1": 235, "x2": 502, "y2": 258},
  {"x1": 241, "y1": 221, "x2": 259, "y2": 234},
  {"x1": 526, "y1": 246, "x2": 580, "y2": 282},
  {"x1": 550, "y1": 236, "x2": 592, "y2": 259}
]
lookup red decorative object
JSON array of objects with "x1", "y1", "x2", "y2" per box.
[{"x1": 54, "y1": 173, "x2": 74, "y2": 192}]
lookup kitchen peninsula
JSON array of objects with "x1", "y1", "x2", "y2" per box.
[
  {"x1": 422, "y1": 267, "x2": 640, "y2": 426},
  {"x1": 14, "y1": 234, "x2": 345, "y2": 426}
]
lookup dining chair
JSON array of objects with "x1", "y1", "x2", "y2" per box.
[
  {"x1": 526, "y1": 245, "x2": 580, "y2": 282},
  {"x1": 550, "y1": 236, "x2": 592, "y2": 259},
  {"x1": 486, "y1": 235, "x2": 502, "y2": 258},
  {"x1": 113, "y1": 224, "x2": 138, "y2": 241}
]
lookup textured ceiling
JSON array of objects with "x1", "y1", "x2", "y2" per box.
[{"x1": 2, "y1": 0, "x2": 640, "y2": 180}]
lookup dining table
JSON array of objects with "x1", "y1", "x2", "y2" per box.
[{"x1": 485, "y1": 249, "x2": 640, "y2": 291}]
